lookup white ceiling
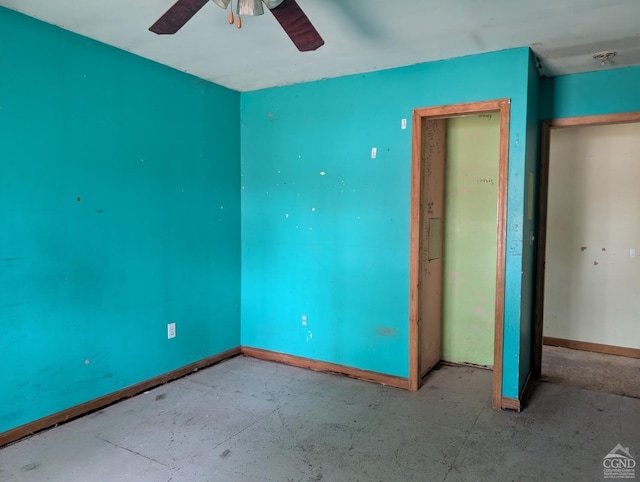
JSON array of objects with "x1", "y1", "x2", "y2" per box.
[{"x1": 2, "y1": 0, "x2": 640, "y2": 91}]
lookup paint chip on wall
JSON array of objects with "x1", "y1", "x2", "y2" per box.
[{"x1": 376, "y1": 326, "x2": 398, "y2": 337}]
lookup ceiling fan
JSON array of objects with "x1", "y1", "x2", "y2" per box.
[{"x1": 149, "y1": 0, "x2": 324, "y2": 52}]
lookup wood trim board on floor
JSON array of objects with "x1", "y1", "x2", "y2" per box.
[
  {"x1": 501, "y1": 397, "x2": 521, "y2": 412},
  {"x1": 501, "y1": 372, "x2": 533, "y2": 413},
  {"x1": 241, "y1": 347, "x2": 410, "y2": 389},
  {"x1": 0, "y1": 347, "x2": 242, "y2": 449},
  {"x1": 543, "y1": 337, "x2": 640, "y2": 359}
]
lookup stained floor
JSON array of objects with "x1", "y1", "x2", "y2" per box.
[
  {"x1": 542, "y1": 345, "x2": 640, "y2": 398},
  {"x1": 1, "y1": 355, "x2": 639, "y2": 481}
]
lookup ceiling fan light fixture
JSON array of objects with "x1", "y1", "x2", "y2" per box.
[
  {"x1": 237, "y1": 0, "x2": 264, "y2": 16},
  {"x1": 593, "y1": 51, "x2": 616, "y2": 66},
  {"x1": 210, "y1": 0, "x2": 231, "y2": 9},
  {"x1": 262, "y1": 0, "x2": 285, "y2": 9},
  {"x1": 149, "y1": 0, "x2": 324, "y2": 52}
]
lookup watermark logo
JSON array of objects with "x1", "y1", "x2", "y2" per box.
[{"x1": 603, "y1": 444, "x2": 636, "y2": 479}]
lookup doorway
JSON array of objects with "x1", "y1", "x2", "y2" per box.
[
  {"x1": 533, "y1": 113, "x2": 640, "y2": 396},
  {"x1": 408, "y1": 100, "x2": 510, "y2": 409}
]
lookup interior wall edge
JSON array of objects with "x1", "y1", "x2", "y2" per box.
[{"x1": 514, "y1": 50, "x2": 541, "y2": 398}]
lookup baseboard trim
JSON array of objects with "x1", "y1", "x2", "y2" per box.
[
  {"x1": 501, "y1": 397, "x2": 521, "y2": 412},
  {"x1": 5, "y1": 344, "x2": 528, "y2": 447},
  {"x1": 0, "y1": 346, "x2": 241, "y2": 449},
  {"x1": 241, "y1": 347, "x2": 410, "y2": 390},
  {"x1": 543, "y1": 337, "x2": 640, "y2": 359},
  {"x1": 500, "y1": 372, "x2": 532, "y2": 412}
]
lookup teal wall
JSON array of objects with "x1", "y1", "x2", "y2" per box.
[
  {"x1": 1, "y1": 7, "x2": 547, "y2": 435},
  {"x1": 540, "y1": 66, "x2": 640, "y2": 119},
  {"x1": 518, "y1": 51, "x2": 541, "y2": 392},
  {"x1": 241, "y1": 48, "x2": 533, "y2": 397},
  {"x1": 0, "y1": 8, "x2": 241, "y2": 434}
]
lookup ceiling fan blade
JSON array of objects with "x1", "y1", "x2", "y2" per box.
[
  {"x1": 149, "y1": 0, "x2": 210, "y2": 35},
  {"x1": 268, "y1": 0, "x2": 324, "y2": 52}
]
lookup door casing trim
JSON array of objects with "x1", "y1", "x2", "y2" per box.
[
  {"x1": 409, "y1": 99, "x2": 510, "y2": 410},
  {"x1": 532, "y1": 111, "x2": 640, "y2": 379}
]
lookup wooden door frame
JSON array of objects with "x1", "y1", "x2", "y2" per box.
[
  {"x1": 408, "y1": 99, "x2": 510, "y2": 410},
  {"x1": 532, "y1": 111, "x2": 640, "y2": 378}
]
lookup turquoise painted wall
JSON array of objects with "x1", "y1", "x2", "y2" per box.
[
  {"x1": 540, "y1": 66, "x2": 640, "y2": 119},
  {"x1": 0, "y1": 9, "x2": 241, "y2": 434},
  {"x1": 518, "y1": 51, "x2": 541, "y2": 392},
  {"x1": 241, "y1": 48, "x2": 532, "y2": 397}
]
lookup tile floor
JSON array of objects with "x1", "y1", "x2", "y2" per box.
[{"x1": 1, "y1": 355, "x2": 638, "y2": 481}]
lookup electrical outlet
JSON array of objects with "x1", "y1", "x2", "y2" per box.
[{"x1": 167, "y1": 322, "x2": 176, "y2": 339}]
